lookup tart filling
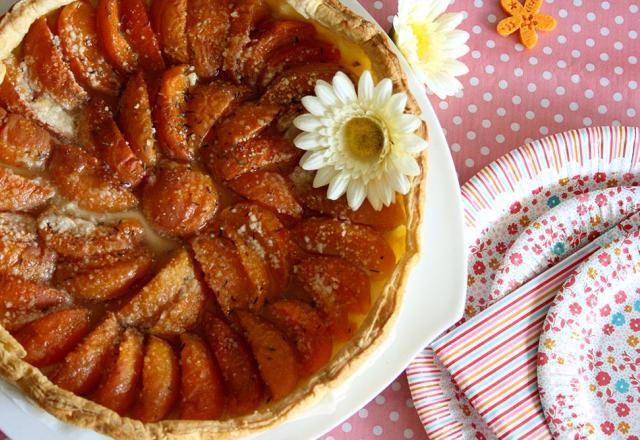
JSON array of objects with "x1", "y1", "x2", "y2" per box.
[{"x1": 0, "y1": 0, "x2": 427, "y2": 437}]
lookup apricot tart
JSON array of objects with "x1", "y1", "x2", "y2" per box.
[{"x1": 0, "y1": 0, "x2": 427, "y2": 437}]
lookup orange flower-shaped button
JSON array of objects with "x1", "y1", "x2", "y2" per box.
[{"x1": 497, "y1": 0, "x2": 557, "y2": 49}]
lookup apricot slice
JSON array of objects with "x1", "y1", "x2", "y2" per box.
[
  {"x1": 235, "y1": 310, "x2": 299, "y2": 401},
  {"x1": 23, "y1": 18, "x2": 88, "y2": 110},
  {"x1": 0, "y1": 168, "x2": 54, "y2": 212},
  {"x1": 92, "y1": 328, "x2": 144, "y2": 415},
  {"x1": 14, "y1": 308, "x2": 91, "y2": 367},
  {"x1": 187, "y1": 0, "x2": 229, "y2": 78},
  {"x1": 142, "y1": 162, "x2": 218, "y2": 237},
  {"x1": 38, "y1": 213, "x2": 144, "y2": 258},
  {"x1": 228, "y1": 171, "x2": 302, "y2": 219},
  {"x1": 242, "y1": 20, "x2": 317, "y2": 85},
  {"x1": 149, "y1": 277, "x2": 205, "y2": 337},
  {"x1": 58, "y1": 1, "x2": 122, "y2": 95},
  {"x1": 131, "y1": 335, "x2": 179, "y2": 422},
  {"x1": 117, "y1": 249, "x2": 201, "y2": 329},
  {"x1": 118, "y1": 72, "x2": 158, "y2": 167},
  {"x1": 213, "y1": 102, "x2": 280, "y2": 151},
  {"x1": 96, "y1": 0, "x2": 138, "y2": 72},
  {"x1": 53, "y1": 314, "x2": 123, "y2": 395},
  {"x1": 54, "y1": 248, "x2": 153, "y2": 301},
  {"x1": 154, "y1": 65, "x2": 192, "y2": 161},
  {"x1": 0, "y1": 113, "x2": 52, "y2": 170},
  {"x1": 0, "y1": 274, "x2": 70, "y2": 314},
  {"x1": 179, "y1": 334, "x2": 225, "y2": 420},
  {"x1": 215, "y1": 132, "x2": 301, "y2": 181},
  {"x1": 120, "y1": 0, "x2": 165, "y2": 71},
  {"x1": 261, "y1": 63, "x2": 341, "y2": 107},
  {"x1": 191, "y1": 233, "x2": 254, "y2": 314},
  {"x1": 153, "y1": 0, "x2": 188, "y2": 64},
  {"x1": 258, "y1": 39, "x2": 340, "y2": 88},
  {"x1": 203, "y1": 313, "x2": 263, "y2": 416},
  {"x1": 263, "y1": 299, "x2": 332, "y2": 377},
  {"x1": 223, "y1": 0, "x2": 269, "y2": 82},
  {"x1": 0, "y1": 213, "x2": 56, "y2": 283},
  {"x1": 293, "y1": 218, "x2": 395, "y2": 278},
  {"x1": 48, "y1": 144, "x2": 138, "y2": 212}
]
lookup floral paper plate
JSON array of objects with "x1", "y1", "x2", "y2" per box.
[
  {"x1": 407, "y1": 126, "x2": 640, "y2": 439},
  {"x1": 538, "y1": 229, "x2": 640, "y2": 440}
]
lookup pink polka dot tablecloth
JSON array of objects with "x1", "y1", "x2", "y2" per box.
[{"x1": 322, "y1": 0, "x2": 640, "y2": 439}]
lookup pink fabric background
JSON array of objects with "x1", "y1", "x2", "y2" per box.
[{"x1": 322, "y1": 0, "x2": 640, "y2": 439}]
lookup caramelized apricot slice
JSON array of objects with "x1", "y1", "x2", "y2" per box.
[
  {"x1": 187, "y1": 81, "x2": 249, "y2": 151},
  {"x1": 14, "y1": 308, "x2": 91, "y2": 367},
  {"x1": 223, "y1": 0, "x2": 269, "y2": 82},
  {"x1": 187, "y1": 0, "x2": 229, "y2": 78},
  {"x1": 149, "y1": 276, "x2": 205, "y2": 337},
  {"x1": 154, "y1": 65, "x2": 192, "y2": 160},
  {"x1": 118, "y1": 72, "x2": 158, "y2": 167},
  {"x1": 38, "y1": 213, "x2": 144, "y2": 258},
  {"x1": 215, "y1": 132, "x2": 301, "y2": 181},
  {"x1": 0, "y1": 59, "x2": 29, "y2": 116},
  {"x1": 0, "y1": 274, "x2": 70, "y2": 314},
  {"x1": 259, "y1": 39, "x2": 340, "y2": 88},
  {"x1": 228, "y1": 171, "x2": 302, "y2": 219},
  {"x1": 203, "y1": 313, "x2": 263, "y2": 416},
  {"x1": 242, "y1": 20, "x2": 317, "y2": 85},
  {"x1": 214, "y1": 102, "x2": 280, "y2": 150},
  {"x1": 53, "y1": 314, "x2": 123, "y2": 395},
  {"x1": 96, "y1": 0, "x2": 138, "y2": 72},
  {"x1": 54, "y1": 248, "x2": 153, "y2": 301},
  {"x1": 261, "y1": 63, "x2": 340, "y2": 107},
  {"x1": 142, "y1": 162, "x2": 218, "y2": 237},
  {"x1": 120, "y1": 0, "x2": 165, "y2": 71},
  {"x1": 0, "y1": 113, "x2": 52, "y2": 169},
  {"x1": 0, "y1": 168, "x2": 54, "y2": 212},
  {"x1": 92, "y1": 328, "x2": 144, "y2": 415},
  {"x1": 58, "y1": 1, "x2": 122, "y2": 95},
  {"x1": 235, "y1": 310, "x2": 299, "y2": 401},
  {"x1": 132, "y1": 335, "x2": 179, "y2": 422},
  {"x1": 23, "y1": 18, "x2": 88, "y2": 110},
  {"x1": 153, "y1": 0, "x2": 188, "y2": 64},
  {"x1": 0, "y1": 213, "x2": 56, "y2": 283},
  {"x1": 294, "y1": 218, "x2": 395, "y2": 278},
  {"x1": 191, "y1": 233, "x2": 254, "y2": 314},
  {"x1": 264, "y1": 299, "x2": 332, "y2": 377},
  {"x1": 48, "y1": 144, "x2": 138, "y2": 212},
  {"x1": 117, "y1": 249, "x2": 201, "y2": 329},
  {"x1": 179, "y1": 334, "x2": 225, "y2": 420}
]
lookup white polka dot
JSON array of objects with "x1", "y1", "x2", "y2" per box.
[
  {"x1": 600, "y1": 27, "x2": 610, "y2": 36},
  {"x1": 615, "y1": 15, "x2": 624, "y2": 24},
  {"x1": 542, "y1": 71, "x2": 552, "y2": 80},
  {"x1": 629, "y1": 56, "x2": 638, "y2": 65},
  {"x1": 483, "y1": 92, "x2": 493, "y2": 102},
  {"x1": 480, "y1": 146, "x2": 490, "y2": 155},
  {"x1": 387, "y1": 15, "x2": 394, "y2": 24},
  {"x1": 439, "y1": 101, "x2": 448, "y2": 110},
  {"x1": 571, "y1": 49, "x2": 581, "y2": 58},
  {"x1": 404, "y1": 429, "x2": 415, "y2": 439},
  {"x1": 629, "y1": 108, "x2": 637, "y2": 117},
  {"x1": 629, "y1": 81, "x2": 638, "y2": 90},
  {"x1": 512, "y1": 96, "x2": 522, "y2": 105},
  {"x1": 481, "y1": 119, "x2": 491, "y2": 128},
  {"x1": 497, "y1": 107, "x2": 507, "y2": 116},
  {"x1": 486, "y1": 39, "x2": 496, "y2": 48},
  {"x1": 469, "y1": 76, "x2": 480, "y2": 86},
  {"x1": 527, "y1": 83, "x2": 537, "y2": 92},
  {"x1": 600, "y1": 77, "x2": 610, "y2": 87},
  {"x1": 514, "y1": 67, "x2": 524, "y2": 77},
  {"x1": 615, "y1": 66, "x2": 624, "y2": 75},
  {"x1": 557, "y1": 34, "x2": 567, "y2": 44},
  {"x1": 543, "y1": 46, "x2": 553, "y2": 55},
  {"x1": 586, "y1": 63, "x2": 596, "y2": 72},
  {"x1": 465, "y1": 158, "x2": 475, "y2": 167},
  {"x1": 358, "y1": 408, "x2": 368, "y2": 418},
  {"x1": 373, "y1": 1, "x2": 383, "y2": 9},
  {"x1": 613, "y1": 92, "x2": 623, "y2": 102},
  {"x1": 631, "y1": 4, "x2": 639, "y2": 13},
  {"x1": 583, "y1": 117, "x2": 593, "y2": 126},
  {"x1": 373, "y1": 425, "x2": 383, "y2": 436},
  {"x1": 499, "y1": 80, "x2": 508, "y2": 89},
  {"x1": 584, "y1": 89, "x2": 594, "y2": 98},
  {"x1": 515, "y1": 43, "x2": 525, "y2": 52},
  {"x1": 600, "y1": 52, "x2": 610, "y2": 61},
  {"x1": 325, "y1": 436, "x2": 335, "y2": 440},
  {"x1": 529, "y1": 56, "x2": 538, "y2": 65},
  {"x1": 452, "y1": 115, "x2": 462, "y2": 125},
  {"x1": 630, "y1": 30, "x2": 638, "y2": 39},
  {"x1": 525, "y1": 111, "x2": 535, "y2": 120},
  {"x1": 586, "y1": 38, "x2": 596, "y2": 47},
  {"x1": 472, "y1": 25, "x2": 482, "y2": 34},
  {"x1": 451, "y1": 143, "x2": 461, "y2": 152},
  {"x1": 511, "y1": 122, "x2": 521, "y2": 132},
  {"x1": 485, "y1": 65, "x2": 495, "y2": 74},
  {"x1": 500, "y1": 53, "x2": 510, "y2": 62},
  {"x1": 586, "y1": 12, "x2": 596, "y2": 21},
  {"x1": 488, "y1": 14, "x2": 497, "y2": 23},
  {"x1": 558, "y1": 8, "x2": 568, "y2": 18},
  {"x1": 468, "y1": 104, "x2": 478, "y2": 113},
  {"x1": 598, "y1": 105, "x2": 608, "y2": 114},
  {"x1": 557, "y1": 60, "x2": 568, "y2": 68},
  {"x1": 496, "y1": 134, "x2": 505, "y2": 143},
  {"x1": 601, "y1": 1, "x2": 610, "y2": 10},
  {"x1": 556, "y1": 86, "x2": 566, "y2": 96},
  {"x1": 375, "y1": 395, "x2": 386, "y2": 405},
  {"x1": 467, "y1": 131, "x2": 476, "y2": 140},
  {"x1": 573, "y1": 0, "x2": 582, "y2": 5},
  {"x1": 612, "y1": 120, "x2": 621, "y2": 126},
  {"x1": 391, "y1": 381, "x2": 401, "y2": 391},
  {"x1": 540, "y1": 98, "x2": 550, "y2": 108},
  {"x1": 572, "y1": 24, "x2": 581, "y2": 33},
  {"x1": 540, "y1": 126, "x2": 549, "y2": 135},
  {"x1": 569, "y1": 102, "x2": 579, "y2": 111},
  {"x1": 571, "y1": 74, "x2": 581, "y2": 84},
  {"x1": 554, "y1": 114, "x2": 564, "y2": 123},
  {"x1": 471, "y1": 50, "x2": 481, "y2": 59},
  {"x1": 474, "y1": 0, "x2": 484, "y2": 7},
  {"x1": 524, "y1": 138, "x2": 534, "y2": 144},
  {"x1": 342, "y1": 422, "x2": 352, "y2": 433},
  {"x1": 389, "y1": 411, "x2": 399, "y2": 422},
  {"x1": 614, "y1": 41, "x2": 624, "y2": 50}
]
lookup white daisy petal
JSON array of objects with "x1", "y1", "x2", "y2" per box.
[
  {"x1": 327, "y1": 172, "x2": 350, "y2": 200},
  {"x1": 332, "y1": 72, "x2": 357, "y2": 103},
  {"x1": 294, "y1": 132, "x2": 325, "y2": 150},
  {"x1": 357, "y1": 71, "x2": 374, "y2": 103},
  {"x1": 388, "y1": 165, "x2": 411, "y2": 194},
  {"x1": 301, "y1": 96, "x2": 326, "y2": 116},
  {"x1": 386, "y1": 93, "x2": 408, "y2": 115},
  {"x1": 393, "y1": 154, "x2": 421, "y2": 176},
  {"x1": 399, "y1": 133, "x2": 428, "y2": 154},
  {"x1": 294, "y1": 114, "x2": 323, "y2": 132},
  {"x1": 435, "y1": 12, "x2": 464, "y2": 32},
  {"x1": 300, "y1": 150, "x2": 328, "y2": 170},
  {"x1": 313, "y1": 166, "x2": 336, "y2": 188},
  {"x1": 315, "y1": 80, "x2": 338, "y2": 106},
  {"x1": 346, "y1": 181, "x2": 366, "y2": 210},
  {"x1": 395, "y1": 114, "x2": 422, "y2": 133},
  {"x1": 373, "y1": 78, "x2": 393, "y2": 106}
]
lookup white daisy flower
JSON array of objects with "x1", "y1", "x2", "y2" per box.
[
  {"x1": 293, "y1": 70, "x2": 427, "y2": 211},
  {"x1": 393, "y1": 0, "x2": 470, "y2": 99}
]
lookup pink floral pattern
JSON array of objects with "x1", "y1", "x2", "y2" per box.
[{"x1": 538, "y1": 230, "x2": 640, "y2": 439}]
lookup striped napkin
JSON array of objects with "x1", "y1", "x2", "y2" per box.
[{"x1": 430, "y1": 211, "x2": 640, "y2": 439}]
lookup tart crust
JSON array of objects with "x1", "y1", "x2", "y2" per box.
[{"x1": 0, "y1": 0, "x2": 428, "y2": 438}]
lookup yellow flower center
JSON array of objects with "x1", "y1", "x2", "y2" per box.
[
  {"x1": 343, "y1": 117, "x2": 385, "y2": 161},
  {"x1": 413, "y1": 24, "x2": 436, "y2": 60}
]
